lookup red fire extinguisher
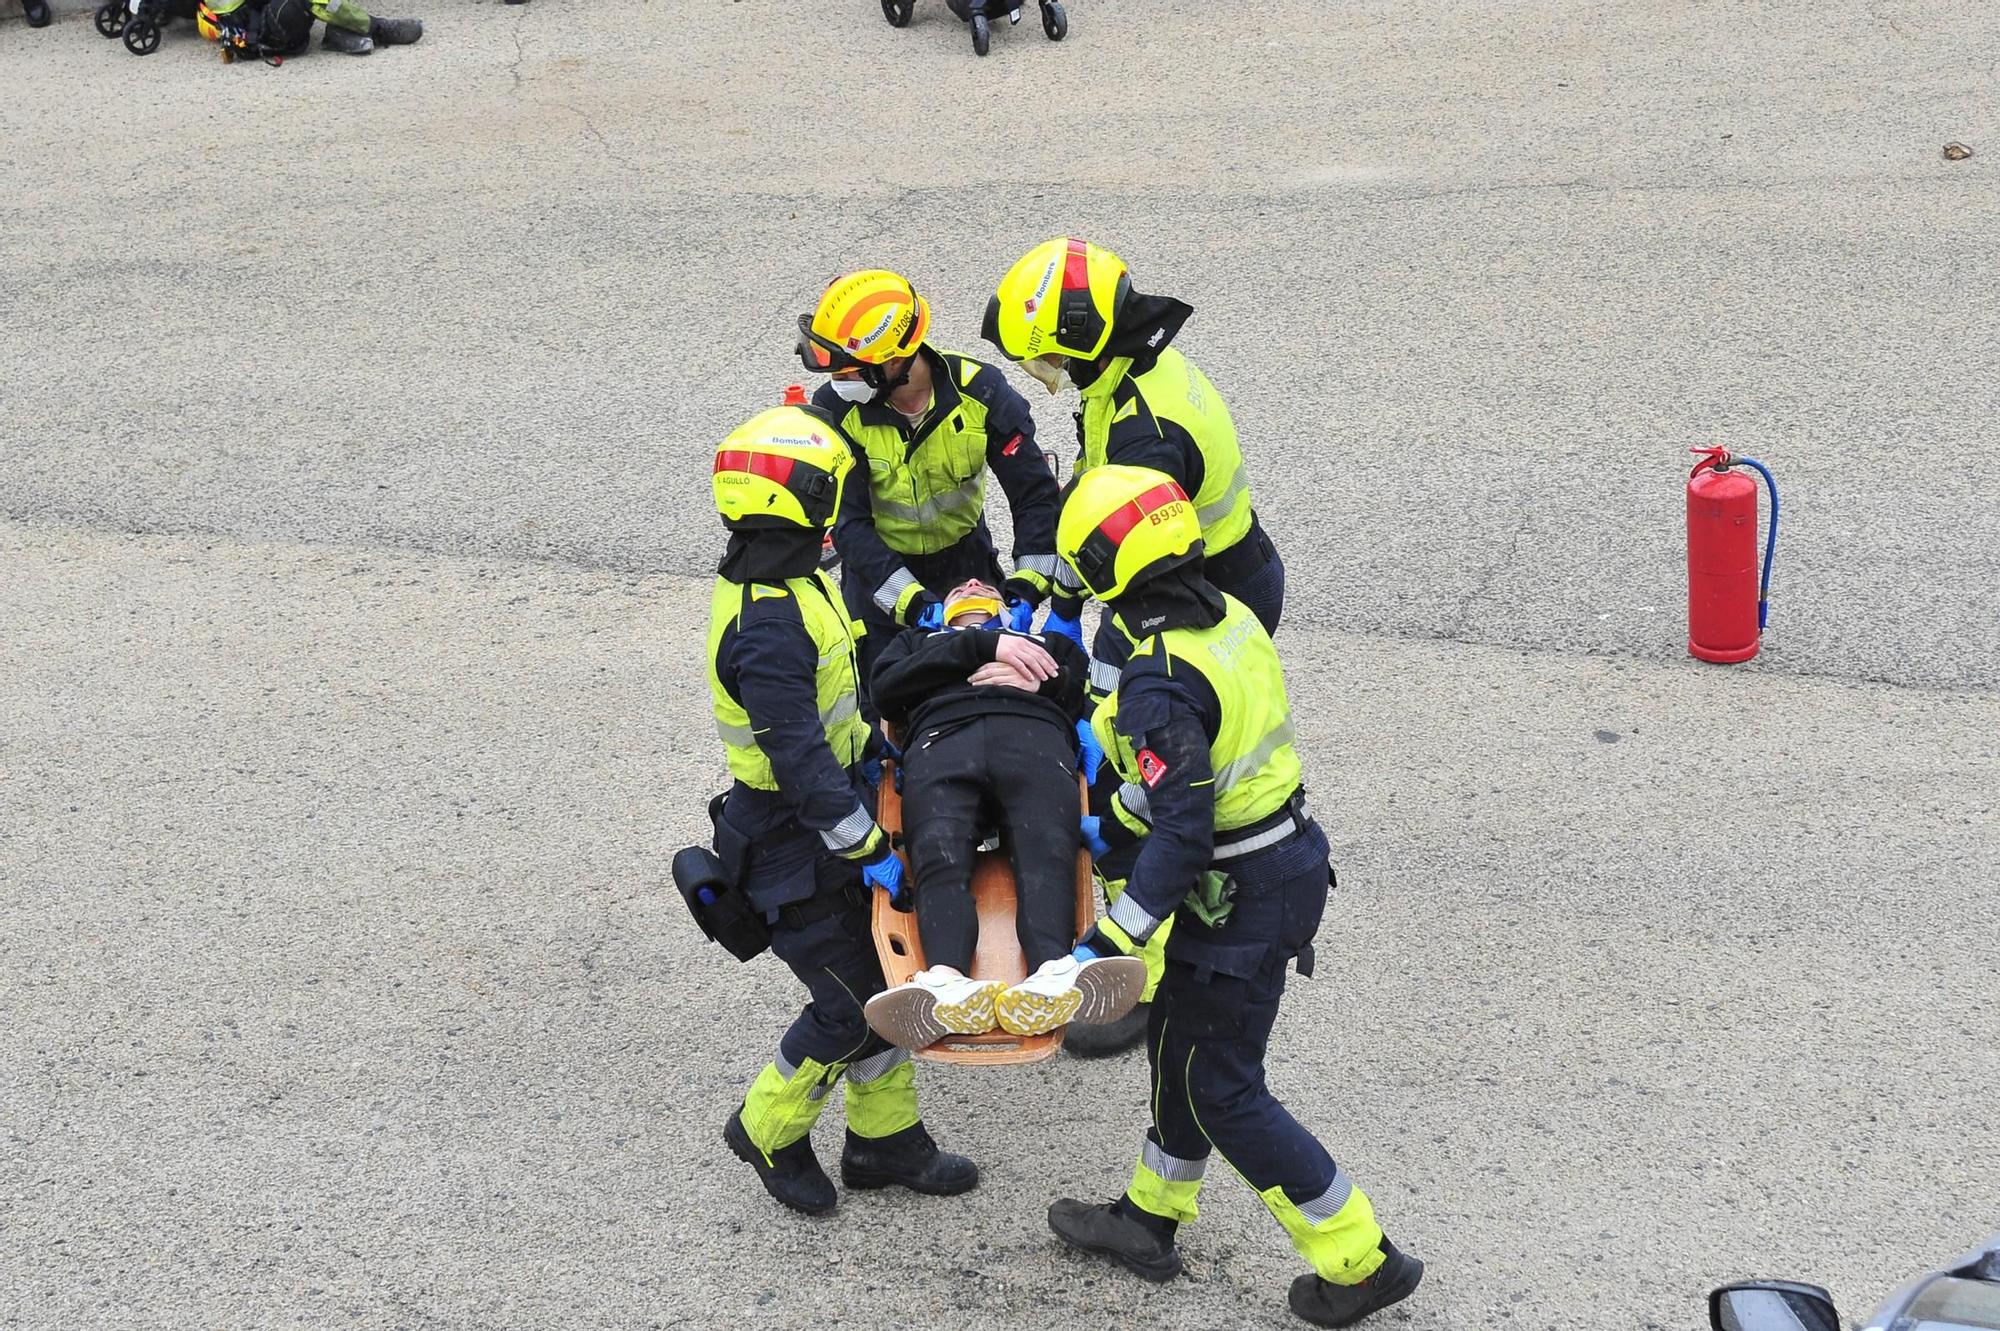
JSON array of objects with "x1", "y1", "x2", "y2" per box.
[{"x1": 1687, "y1": 447, "x2": 1780, "y2": 663}]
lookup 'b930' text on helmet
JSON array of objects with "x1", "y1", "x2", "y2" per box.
[{"x1": 1057, "y1": 464, "x2": 1203, "y2": 601}]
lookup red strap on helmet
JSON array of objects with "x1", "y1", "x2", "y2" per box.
[
  {"x1": 714, "y1": 449, "x2": 796, "y2": 486},
  {"x1": 1062, "y1": 238, "x2": 1091, "y2": 291},
  {"x1": 1096, "y1": 482, "x2": 1186, "y2": 547}
]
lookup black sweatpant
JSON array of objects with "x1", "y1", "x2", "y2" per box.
[{"x1": 901, "y1": 714, "x2": 1080, "y2": 973}]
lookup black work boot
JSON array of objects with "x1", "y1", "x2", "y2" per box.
[
  {"x1": 1063, "y1": 999, "x2": 1149, "y2": 1058},
  {"x1": 367, "y1": 14, "x2": 419, "y2": 43},
  {"x1": 839, "y1": 1124, "x2": 978, "y2": 1196},
  {"x1": 723, "y1": 1108, "x2": 836, "y2": 1216},
  {"x1": 1288, "y1": 1238, "x2": 1425, "y2": 1327},
  {"x1": 320, "y1": 23, "x2": 372, "y2": 52},
  {"x1": 23, "y1": 0, "x2": 53, "y2": 26},
  {"x1": 1047, "y1": 1197, "x2": 1182, "y2": 1282}
]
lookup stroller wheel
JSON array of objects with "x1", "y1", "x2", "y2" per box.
[
  {"x1": 880, "y1": 0, "x2": 912, "y2": 26},
  {"x1": 122, "y1": 16, "x2": 161, "y2": 51},
  {"x1": 94, "y1": 1, "x2": 127, "y2": 35},
  {"x1": 1041, "y1": 0, "x2": 1065, "y2": 39},
  {"x1": 971, "y1": 11, "x2": 988, "y2": 54}
]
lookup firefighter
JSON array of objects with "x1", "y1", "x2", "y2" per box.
[
  {"x1": 982, "y1": 237, "x2": 1291, "y2": 1054},
  {"x1": 197, "y1": 0, "x2": 418, "y2": 55},
  {"x1": 1046, "y1": 466, "x2": 1421, "y2": 1328},
  {"x1": 703, "y1": 403, "x2": 977, "y2": 1216},
  {"x1": 796, "y1": 269, "x2": 1062, "y2": 691}
]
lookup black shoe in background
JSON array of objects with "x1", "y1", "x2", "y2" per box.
[
  {"x1": 839, "y1": 1124, "x2": 978, "y2": 1196},
  {"x1": 23, "y1": 0, "x2": 54, "y2": 27},
  {"x1": 320, "y1": 23, "x2": 372, "y2": 51},
  {"x1": 1047, "y1": 1197, "x2": 1182, "y2": 1282},
  {"x1": 368, "y1": 13, "x2": 418, "y2": 42},
  {"x1": 1063, "y1": 999, "x2": 1149, "y2": 1058}
]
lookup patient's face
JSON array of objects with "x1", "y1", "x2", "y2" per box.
[{"x1": 945, "y1": 579, "x2": 1001, "y2": 627}]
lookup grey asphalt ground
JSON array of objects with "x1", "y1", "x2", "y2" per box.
[{"x1": 3, "y1": 1, "x2": 1996, "y2": 1329}]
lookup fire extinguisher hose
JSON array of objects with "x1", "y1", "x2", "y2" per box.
[{"x1": 1732, "y1": 456, "x2": 1780, "y2": 630}]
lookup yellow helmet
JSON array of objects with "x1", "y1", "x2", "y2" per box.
[
  {"x1": 797, "y1": 270, "x2": 931, "y2": 390},
  {"x1": 712, "y1": 404, "x2": 855, "y2": 532},
  {"x1": 983, "y1": 237, "x2": 1132, "y2": 363},
  {"x1": 1057, "y1": 465, "x2": 1203, "y2": 601},
  {"x1": 196, "y1": 1, "x2": 223, "y2": 37}
]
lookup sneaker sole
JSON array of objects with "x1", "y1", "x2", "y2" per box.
[
  {"x1": 865, "y1": 982, "x2": 1001, "y2": 1050},
  {"x1": 995, "y1": 983, "x2": 1082, "y2": 1036},
  {"x1": 934, "y1": 981, "x2": 1004, "y2": 1033},
  {"x1": 1071, "y1": 956, "x2": 1148, "y2": 1026}
]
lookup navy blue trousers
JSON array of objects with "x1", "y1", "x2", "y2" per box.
[{"x1": 1144, "y1": 822, "x2": 1335, "y2": 1205}]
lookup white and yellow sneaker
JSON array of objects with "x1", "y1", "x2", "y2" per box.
[
  {"x1": 864, "y1": 967, "x2": 1004, "y2": 1050},
  {"x1": 996, "y1": 955, "x2": 1148, "y2": 1036}
]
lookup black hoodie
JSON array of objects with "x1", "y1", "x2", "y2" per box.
[{"x1": 870, "y1": 623, "x2": 1089, "y2": 742}]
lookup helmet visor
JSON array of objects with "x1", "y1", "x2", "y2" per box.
[{"x1": 796, "y1": 316, "x2": 866, "y2": 375}]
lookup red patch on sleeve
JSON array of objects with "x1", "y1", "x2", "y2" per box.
[
  {"x1": 1137, "y1": 748, "x2": 1170, "y2": 788},
  {"x1": 1001, "y1": 433, "x2": 1023, "y2": 457}
]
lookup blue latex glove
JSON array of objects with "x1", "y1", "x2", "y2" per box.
[
  {"x1": 1005, "y1": 597, "x2": 1036, "y2": 633},
  {"x1": 861, "y1": 756, "x2": 884, "y2": 791},
  {"x1": 1079, "y1": 814, "x2": 1110, "y2": 859},
  {"x1": 1075, "y1": 718, "x2": 1104, "y2": 784},
  {"x1": 1044, "y1": 609, "x2": 1084, "y2": 647},
  {"x1": 861, "y1": 849, "x2": 907, "y2": 905},
  {"x1": 914, "y1": 601, "x2": 945, "y2": 631},
  {"x1": 697, "y1": 887, "x2": 718, "y2": 906}
]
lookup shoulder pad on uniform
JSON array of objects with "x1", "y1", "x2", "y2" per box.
[
  {"x1": 739, "y1": 583, "x2": 806, "y2": 628},
  {"x1": 1111, "y1": 681, "x2": 1174, "y2": 737}
]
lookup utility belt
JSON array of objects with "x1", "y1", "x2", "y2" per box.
[
  {"x1": 1202, "y1": 512, "x2": 1277, "y2": 586},
  {"x1": 770, "y1": 880, "x2": 867, "y2": 930},
  {"x1": 1212, "y1": 789, "x2": 1313, "y2": 863},
  {"x1": 673, "y1": 792, "x2": 870, "y2": 962},
  {"x1": 1182, "y1": 793, "x2": 1328, "y2": 978},
  {"x1": 1183, "y1": 791, "x2": 1315, "y2": 928}
]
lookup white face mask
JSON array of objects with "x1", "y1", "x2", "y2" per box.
[
  {"x1": 828, "y1": 377, "x2": 877, "y2": 404},
  {"x1": 1021, "y1": 355, "x2": 1066, "y2": 395}
]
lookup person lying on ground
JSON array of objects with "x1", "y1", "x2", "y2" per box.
[
  {"x1": 862, "y1": 579, "x2": 1144, "y2": 1049},
  {"x1": 202, "y1": 0, "x2": 419, "y2": 56}
]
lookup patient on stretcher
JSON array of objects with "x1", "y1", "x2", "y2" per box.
[{"x1": 862, "y1": 580, "x2": 1146, "y2": 1050}]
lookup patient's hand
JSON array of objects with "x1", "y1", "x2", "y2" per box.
[
  {"x1": 993, "y1": 634, "x2": 1059, "y2": 683},
  {"x1": 968, "y1": 660, "x2": 1039, "y2": 692}
]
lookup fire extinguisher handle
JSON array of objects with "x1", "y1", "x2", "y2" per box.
[{"x1": 1688, "y1": 446, "x2": 1732, "y2": 477}]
